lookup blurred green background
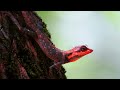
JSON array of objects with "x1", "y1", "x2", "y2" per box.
[{"x1": 36, "y1": 11, "x2": 120, "y2": 79}]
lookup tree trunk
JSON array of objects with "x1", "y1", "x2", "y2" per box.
[{"x1": 0, "y1": 11, "x2": 67, "y2": 79}]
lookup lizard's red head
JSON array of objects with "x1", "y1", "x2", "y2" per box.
[{"x1": 66, "y1": 45, "x2": 93, "y2": 62}]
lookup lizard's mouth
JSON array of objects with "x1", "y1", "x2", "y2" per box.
[
  {"x1": 69, "y1": 55, "x2": 81, "y2": 62},
  {"x1": 68, "y1": 48, "x2": 93, "y2": 62},
  {"x1": 80, "y1": 48, "x2": 93, "y2": 57}
]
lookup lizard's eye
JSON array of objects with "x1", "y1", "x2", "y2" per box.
[{"x1": 80, "y1": 46, "x2": 88, "y2": 52}]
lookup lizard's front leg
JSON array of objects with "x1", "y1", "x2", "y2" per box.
[{"x1": 49, "y1": 62, "x2": 63, "y2": 78}]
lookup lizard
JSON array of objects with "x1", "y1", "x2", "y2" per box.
[{"x1": 2, "y1": 11, "x2": 93, "y2": 77}]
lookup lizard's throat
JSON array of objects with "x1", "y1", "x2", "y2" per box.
[{"x1": 68, "y1": 55, "x2": 81, "y2": 62}]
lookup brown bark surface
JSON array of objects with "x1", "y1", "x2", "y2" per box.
[{"x1": 0, "y1": 11, "x2": 67, "y2": 79}]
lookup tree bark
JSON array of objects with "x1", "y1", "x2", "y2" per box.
[{"x1": 0, "y1": 11, "x2": 67, "y2": 79}]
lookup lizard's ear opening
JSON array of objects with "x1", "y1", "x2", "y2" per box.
[{"x1": 67, "y1": 52, "x2": 72, "y2": 57}]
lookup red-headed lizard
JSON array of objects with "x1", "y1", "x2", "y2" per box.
[{"x1": 3, "y1": 11, "x2": 93, "y2": 77}]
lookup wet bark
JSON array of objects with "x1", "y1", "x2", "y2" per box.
[{"x1": 0, "y1": 11, "x2": 67, "y2": 79}]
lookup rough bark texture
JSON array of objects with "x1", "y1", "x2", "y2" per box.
[{"x1": 0, "y1": 11, "x2": 67, "y2": 79}]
